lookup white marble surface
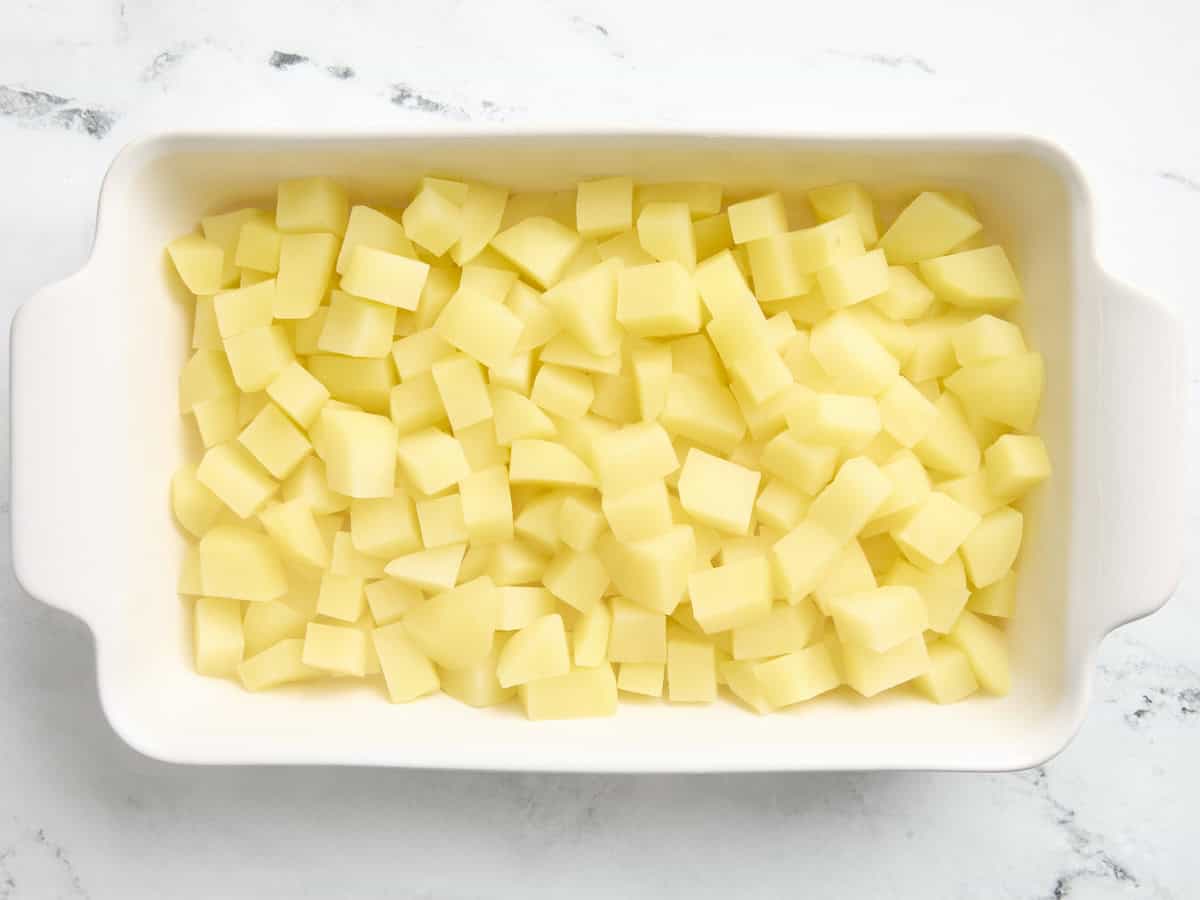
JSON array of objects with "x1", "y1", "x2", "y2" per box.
[{"x1": 1, "y1": 1, "x2": 1198, "y2": 897}]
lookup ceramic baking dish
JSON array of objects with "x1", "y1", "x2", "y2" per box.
[{"x1": 10, "y1": 131, "x2": 1188, "y2": 771}]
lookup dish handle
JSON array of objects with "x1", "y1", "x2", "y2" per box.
[{"x1": 1091, "y1": 271, "x2": 1190, "y2": 636}]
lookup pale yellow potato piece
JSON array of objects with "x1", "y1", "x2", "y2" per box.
[
  {"x1": 348, "y1": 494, "x2": 420, "y2": 560},
  {"x1": 960, "y1": 506, "x2": 1023, "y2": 588},
  {"x1": 617, "y1": 261, "x2": 702, "y2": 337},
  {"x1": 878, "y1": 377, "x2": 937, "y2": 448},
  {"x1": 831, "y1": 585, "x2": 928, "y2": 652},
  {"x1": 591, "y1": 421, "x2": 679, "y2": 495},
  {"x1": 687, "y1": 555, "x2": 771, "y2": 633},
  {"x1": 810, "y1": 312, "x2": 898, "y2": 395},
  {"x1": 727, "y1": 193, "x2": 787, "y2": 244},
  {"x1": 365, "y1": 579, "x2": 423, "y2": 626},
  {"x1": 913, "y1": 393, "x2": 980, "y2": 476},
  {"x1": 760, "y1": 431, "x2": 837, "y2": 496},
  {"x1": 168, "y1": 233, "x2": 225, "y2": 295},
  {"x1": 677, "y1": 448, "x2": 760, "y2": 536},
  {"x1": 969, "y1": 569, "x2": 1018, "y2": 618},
  {"x1": 224, "y1": 324, "x2": 295, "y2": 392},
  {"x1": 532, "y1": 363, "x2": 594, "y2": 419},
  {"x1": 259, "y1": 498, "x2": 329, "y2": 569},
  {"x1": 239, "y1": 401, "x2": 312, "y2": 480},
  {"x1": 753, "y1": 478, "x2": 810, "y2": 532},
  {"x1": 808, "y1": 182, "x2": 878, "y2": 245},
  {"x1": 790, "y1": 216, "x2": 865, "y2": 273},
  {"x1": 884, "y1": 556, "x2": 970, "y2": 635},
  {"x1": 497, "y1": 613, "x2": 570, "y2": 687},
  {"x1": 520, "y1": 663, "x2": 618, "y2": 719},
  {"x1": 694, "y1": 249, "x2": 760, "y2": 320},
  {"x1": 459, "y1": 465, "x2": 514, "y2": 544},
  {"x1": 842, "y1": 634, "x2": 929, "y2": 697},
  {"x1": 770, "y1": 520, "x2": 841, "y2": 600},
  {"x1": 576, "y1": 176, "x2": 634, "y2": 239},
  {"x1": 637, "y1": 201, "x2": 696, "y2": 270},
  {"x1": 572, "y1": 602, "x2": 612, "y2": 666},
  {"x1": 596, "y1": 525, "x2": 695, "y2": 615},
  {"x1": 171, "y1": 464, "x2": 224, "y2": 538},
  {"x1": 878, "y1": 192, "x2": 981, "y2": 264},
  {"x1": 213, "y1": 279, "x2": 275, "y2": 339},
  {"x1": 952, "y1": 314, "x2": 1026, "y2": 365},
  {"x1": 666, "y1": 626, "x2": 717, "y2": 702},
  {"x1": 434, "y1": 288, "x2": 524, "y2": 370},
  {"x1": 602, "y1": 480, "x2": 673, "y2": 542},
  {"x1": 196, "y1": 442, "x2": 278, "y2": 519},
  {"x1": 302, "y1": 621, "x2": 366, "y2": 676},
  {"x1": 608, "y1": 597, "x2": 667, "y2": 663},
  {"x1": 451, "y1": 182, "x2": 509, "y2": 265},
  {"x1": 661, "y1": 373, "x2": 746, "y2": 454},
  {"x1": 871, "y1": 265, "x2": 936, "y2": 320},
  {"x1": 496, "y1": 586, "x2": 558, "y2": 631},
  {"x1": 193, "y1": 596, "x2": 244, "y2": 677},
  {"x1": 918, "y1": 245, "x2": 1022, "y2": 311},
  {"x1": 731, "y1": 598, "x2": 822, "y2": 661},
  {"x1": 385, "y1": 543, "x2": 467, "y2": 592},
  {"x1": 618, "y1": 662, "x2": 665, "y2": 697},
  {"x1": 280, "y1": 456, "x2": 349, "y2": 516},
  {"x1": 693, "y1": 212, "x2": 734, "y2": 261},
  {"x1": 313, "y1": 407, "x2": 397, "y2": 499},
  {"x1": 403, "y1": 576, "x2": 499, "y2": 669},
  {"x1": 636, "y1": 182, "x2": 722, "y2": 218},
  {"x1": 491, "y1": 216, "x2": 582, "y2": 288},
  {"x1": 266, "y1": 362, "x2": 330, "y2": 429},
  {"x1": 753, "y1": 643, "x2": 840, "y2": 708},
  {"x1": 985, "y1": 434, "x2": 1051, "y2": 499},
  {"x1": 509, "y1": 439, "x2": 597, "y2": 488},
  {"x1": 805, "y1": 456, "x2": 892, "y2": 544},
  {"x1": 238, "y1": 638, "x2": 322, "y2": 691},
  {"x1": 945, "y1": 351, "x2": 1044, "y2": 431},
  {"x1": 913, "y1": 640, "x2": 979, "y2": 704},
  {"x1": 947, "y1": 610, "x2": 1009, "y2": 695},
  {"x1": 486, "y1": 539, "x2": 548, "y2": 586},
  {"x1": 542, "y1": 549, "x2": 609, "y2": 613},
  {"x1": 241, "y1": 600, "x2": 307, "y2": 658}
]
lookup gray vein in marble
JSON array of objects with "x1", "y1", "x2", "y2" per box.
[
  {"x1": 569, "y1": 14, "x2": 625, "y2": 58},
  {"x1": 1158, "y1": 170, "x2": 1200, "y2": 192},
  {"x1": 0, "y1": 86, "x2": 116, "y2": 139},
  {"x1": 389, "y1": 84, "x2": 469, "y2": 119},
  {"x1": 1019, "y1": 767, "x2": 1140, "y2": 899},
  {"x1": 828, "y1": 50, "x2": 936, "y2": 74},
  {"x1": 141, "y1": 45, "x2": 190, "y2": 82},
  {"x1": 268, "y1": 50, "x2": 309, "y2": 70},
  {"x1": 1097, "y1": 640, "x2": 1200, "y2": 728},
  {"x1": 267, "y1": 51, "x2": 356, "y2": 81},
  {"x1": 326, "y1": 64, "x2": 356, "y2": 80},
  {"x1": 0, "y1": 829, "x2": 88, "y2": 899}
]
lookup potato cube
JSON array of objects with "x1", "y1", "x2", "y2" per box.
[
  {"x1": 960, "y1": 506, "x2": 1023, "y2": 588},
  {"x1": 946, "y1": 610, "x2": 1009, "y2": 694},
  {"x1": 758, "y1": 432, "x2": 835, "y2": 497},
  {"x1": 945, "y1": 351, "x2": 1044, "y2": 431},
  {"x1": 572, "y1": 602, "x2": 612, "y2": 666},
  {"x1": 808, "y1": 182, "x2": 878, "y2": 245},
  {"x1": 314, "y1": 291, "x2": 395, "y2": 358},
  {"x1": 416, "y1": 493, "x2": 468, "y2": 548},
  {"x1": 329, "y1": 530, "x2": 387, "y2": 578},
  {"x1": 902, "y1": 313, "x2": 970, "y2": 382},
  {"x1": 334, "y1": 205, "x2": 413, "y2": 274},
  {"x1": 199, "y1": 524, "x2": 287, "y2": 602},
  {"x1": 237, "y1": 391, "x2": 269, "y2": 429},
  {"x1": 597, "y1": 525, "x2": 696, "y2": 614},
  {"x1": 753, "y1": 478, "x2": 809, "y2": 532},
  {"x1": 685, "y1": 554, "x2": 771, "y2": 633},
  {"x1": 893, "y1": 492, "x2": 981, "y2": 568},
  {"x1": 299, "y1": 621, "x2": 365, "y2": 676},
  {"x1": 450, "y1": 182, "x2": 509, "y2": 265},
  {"x1": 716, "y1": 659, "x2": 769, "y2": 712},
  {"x1": 809, "y1": 539, "x2": 876, "y2": 616},
  {"x1": 392, "y1": 427, "x2": 467, "y2": 495},
  {"x1": 816, "y1": 248, "x2": 889, "y2": 309},
  {"x1": 877, "y1": 377, "x2": 937, "y2": 448},
  {"x1": 810, "y1": 312, "x2": 898, "y2": 395},
  {"x1": 241, "y1": 600, "x2": 307, "y2": 658},
  {"x1": 676, "y1": 448, "x2": 761, "y2": 536},
  {"x1": 509, "y1": 439, "x2": 597, "y2": 488},
  {"x1": 313, "y1": 408, "x2": 397, "y2": 498},
  {"x1": 459, "y1": 466, "x2": 514, "y2": 545},
  {"x1": 636, "y1": 201, "x2": 696, "y2": 270},
  {"x1": 626, "y1": 342, "x2": 672, "y2": 423},
  {"x1": 831, "y1": 586, "x2": 928, "y2": 652},
  {"x1": 985, "y1": 434, "x2": 1051, "y2": 499},
  {"x1": 753, "y1": 643, "x2": 840, "y2": 708},
  {"x1": 191, "y1": 295, "x2": 221, "y2": 351},
  {"x1": 348, "y1": 495, "x2": 420, "y2": 561},
  {"x1": 539, "y1": 334, "x2": 621, "y2": 374},
  {"x1": 273, "y1": 233, "x2": 338, "y2": 319},
  {"x1": 424, "y1": 355, "x2": 490, "y2": 433},
  {"x1": 391, "y1": 331, "x2": 455, "y2": 383},
  {"x1": 402, "y1": 575, "x2": 498, "y2": 669},
  {"x1": 531, "y1": 363, "x2": 594, "y2": 419},
  {"x1": 439, "y1": 634, "x2": 516, "y2": 707},
  {"x1": 168, "y1": 233, "x2": 224, "y2": 295},
  {"x1": 385, "y1": 543, "x2": 466, "y2": 591},
  {"x1": 952, "y1": 314, "x2": 1026, "y2": 365},
  {"x1": 496, "y1": 586, "x2": 558, "y2": 631},
  {"x1": 602, "y1": 480, "x2": 673, "y2": 542},
  {"x1": 618, "y1": 662, "x2": 665, "y2": 697},
  {"x1": 913, "y1": 640, "x2": 979, "y2": 704},
  {"x1": 968, "y1": 569, "x2": 1018, "y2": 618},
  {"x1": 666, "y1": 627, "x2": 717, "y2": 702},
  {"x1": 275, "y1": 176, "x2": 348, "y2": 235},
  {"x1": 936, "y1": 469, "x2": 1008, "y2": 517},
  {"x1": 878, "y1": 192, "x2": 981, "y2": 264},
  {"x1": 520, "y1": 662, "x2": 618, "y2": 719},
  {"x1": 590, "y1": 421, "x2": 679, "y2": 496},
  {"x1": 223, "y1": 325, "x2": 295, "y2": 393},
  {"x1": 590, "y1": 373, "x2": 638, "y2": 424},
  {"x1": 491, "y1": 216, "x2": 582, "y2": 288},
  {"x1": 616, "y1": 261, "x2": 702, "y2": 337},
  {"x1": 314, "y1": 572, "x2": 364, "y2": 622},
  {"x1": 694, "y1": 249, "x2": 760, "y2": 320},
  {"x1": 232, "y1": 220, "x2": 282, "y2": 279},
  {"x1": 213, "y1": 279, "x2": 275, "y2": 339},
  {"x1": 178, "y1": 547, "x2": 203, "y2": 596},
  {"x1": 806, "y1": 456, "x2": 892, "y2": 543},
  {"x1": 636, "y1": 182, "x2": 722, "y2": 218},
  {"x1": 744, "y1": 234, "x2": 811, "y2": 302},
  {"x1": 543, "y1": 260, "x2": 621, "y2": 356},
  {"x1": 193, "y1": 596, "x2": 244, "y2": 677},
  {"x1": 401, "y1": 185, "x2": 463, "y2": 256},
  {"x1": 884, "y1": 556, "x2": 969, "y2": 634},
  {"x1": 513, "y1": 493, "x2": 564, "y2": 556},
  {"x1": 434, "y1": 288, "x2": 524, "y2": 370},
  {"x1": 727, "y1": 348, "x2": 793, "y2": 409},
  {"x1": 793, "y1": 394, "x2": 882, "y2": 452},
  {"x1": 575, "y1": 176, "x2": 634, "y2": 239},
  {"x1": 495, "y1": 613, "x2": 570, "y2": 687},
  {"x1": 870, "y1": 265, "x2": 936, "y2": 321},
  {"x1": 862, "y1": 450, "x2": 932, "y2": 537},
  {"x1": 238, "y1": 402, "x2": 312, "y2": 479},
  {"x1": 237, "y1": 638, "x2": 321, "y2": 690},
  {"x1": 196, "y1": 442, "x2": 278, "y2": 518},
  {"x1": 543, "y1": 549, "x2": 609, "y2": 613},
  {"x1": 914, "y1": 393, "x2": 980, "y2": 476},
  {"x1": 661, "y1": 373, "x2": 746, "y2": 454},
  {"x1": 693, "y1": 212, "x2": 733, "y2": 261},
  {"x1": 338, "y1": 245, "x2": 427, "y2": 312},
  {"x1": 171, "y1": 465, "x2": 224, "y2": 537},
  {"x1": 918, "y1": 245, "x2": 1022, "y2": 311},
  {"x1": 842, "y1": 634, "x2": 929, "y2": 697},
  {"x1": 607, "y1": 597, "x2": 667, "y2": 663},
  {"x1": 363, "y1": 580, "x2": 420, "y2": 627},
  {"x1": 543, "y1": 496, "x2": 599, "y2": 555},
  {"x1": 259, "y1": 498, "x2": 329, "y2": 569},
  {"x1": 263, "y1": 362, "x2": 328, "y2": 429},
  {"x1": 731, "y1": 599, "x2": 822, "y2": 660},
  {"x1": 366, "y1": 622, "x2": 438, "y2": 702},
  {"x1": 280, "y1": 456, "x2": 348, "y2": 515},
  {"x1": 727, "y1": 193, "x2": 787, "y2": 244},
  {"x1": 769, "y1": 521, "x2": 841, "y2": 599},
  {"x1": 790, "y1": 215, "x2": 866, "y2": 273},
  {"x1": 486, "y1": 539, "x2": 548, "y2": 586}
]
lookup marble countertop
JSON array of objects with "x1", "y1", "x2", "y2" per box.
[{"x1": 1, "y1": 1, "x2": 1197, "y2": 897}]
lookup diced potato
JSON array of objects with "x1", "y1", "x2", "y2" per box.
[
  {"x1": 497, "y1": 585, "x2": 558, "y2": 631},
  {"x1": 892, "y1": 492, "x2": 981, "y2": 568},
  {"x1": 805, "y1": 456, "x2": 892, "y2": 543},
  {"x1": 178, "y1": 547, "x2": 202, "y2": 596},
  {"x1": 913, "y1": 640, "x2": 979, "y2": 704},
  {"x1": 193, "y1": 596, "x2": 244, "y2": 676},
  {"x1": 223, "y1": 325, "x2": 295, "y2": 393},
  {"x1": 985, "y1": 434, "x2": 1051, "y2": 499},
  {"x1": 969, "y1": 569, "x2": 1018, "y2": 618},
  {"x1": 862, "y1": 450, "x2": 932, "y2": 537},
  {"x1": 435, "y1": 288, "x2": 524, "y2": 370},
  {"x1": 753, "y1": 643, "x2": 840, "y2": 708},
  {"x1": 416, "y1": 493, "x2": 468, "y2": 547},
  {"x1": 878, "y1": 377, "x2": 937, "y2": 448},
  {"x1": 275, "y1": 176, "x2": 349, "y2": 235},
  {"x1": 541, "y1": 262, "x2": 621, "y2": 359},
  {"x1": 952, "y1": 314, "x2": 1026, "y2": 365},
  {"x1": 590, "y1": 372, "x2": 639, "y2": 423},
  {"x1": 346, "y1": 495, "x2": 421, "y2": 561},
  {"x1": 315, "y1": 572, "x2": 365, "y2": 622},
  {"x1": 759, "y1": 431, "x2": 835, "y2": 497},
  {"x1": 790, "y1": 216, "x2": 866, "y2": 274},
  {"x1": 687, "y1": 555, "x2": 771, "y2": 633},
  {"x1": 960, "y1": 506, "x2": 1023, "y2": 588},
  {"x1": 213, "y1": 279, "x2": 275, "y2": 339},
  {"x1": 617, "y1": 261, "x2": 702, "y2": 337},
  {"x1": 551, "y1": 493, "x2": 600, "y2": 552},
  {"x1": 573, "y1": 602, "x2": 612, "y2": 666},
  {"x1": 368, "y1": 622, "x2": 438, "y2": 702},
  {"x1": 831, "y1": 585, "x2": 928, "y2": 652},
  {"x1": 365, "y1": 579, "x2": 423, "y2": 626},
  {"x1": 843, "y1": 634, "x2": 929, "y2": 697},
  {"x1": 946, "y1": 610, "x2": 1009, "y2": 694},
  {"x1": 602, "y1": 480, "x2": 673, "y2": 542},
  {"x1": 870, "y1": 265, "x2": 936, "y2": 320},
  {"x1": 694, "y1": 249, "x2": 760, "y2": 320},
  {"x1": 810, "y1": 539, "x2": 876, "y2": 615},
  {"x1": 385, "y1": 543, "x2": 466, "y2": 592},
  {"x1": 191, "y1": 295, "x2": 222, "y2": 350},
  {"x1": 810, "y1": 311, "x2": 898, "y2": 394},
  {"x1": 636, "y1": 182, "x2": 722, "y2": 218},
  {"x1": 508, "y1": 439, "x2": 597, "y2": 488},
  {"x1": 666, "y1": 626, "x2": 717, "y2": 702},
  {"x1": 743, "y1": 234, "x2": 807, "y2": 302},
  {"x1": 693, "y1": 212, "x2": 733, "y2": 261},
  {"x1": 459, "y1": 465, "x2": 513, "y2": 545},
  {"x1": 808, "y1": 182, "x2": 878, "y2": 245},
  {"x1": 520, "y1": 662, "x2": 618, "y2": 719},
  {"x1": 944, "y1": 351, "x2": 1044, "y2": 431},
  {"x1": 266, "y1": 362, "x2": 330, "y2": 429},
  {"x1": 312, "y1": 408, "x2": 397, "y2": 499},
  {"x1": 196, "y1": 442, "x2": 278, "y2": 518},
  {"x1": 486, "y1": 539, "x2": 547, "y2": 586},
  {"x1": 731, "y1": 598, "x2": 822, "y2": 660},
  {"x1": 241, "y1": 600, "x2": 307, "y2": 657},
  {"x1": 531, "y1": 363, "x2": 594, "y2": 419},
  {"x1": 168, "y1": 233, "x2": 225, "y2": 295},
  {"x1": 618, "y1": 662, "x2": 665, "y2": 697},
  {"x1": 817, "y1": 248, "x2": 889, "y2": 309},
  {"x1": 329, "y1": 531, "x2": 387, "y2": 578},
  {"x1": 769, "y1": 521, "x2": 841, "y2": 600},
  {"x1": 936, "y1": 468, "x2": 1008, "y2": 516},
  {"x1": 513, "y1": 493, "x2": 564, "y2": 556},
  {"x1": 597, "y1": 525, "x2": 695, "y2": 614},
  {"x1": 259, "y1": 498, "x2": 330, "y2": 569},
  {"x1": 451, "y1": 182, "x2": 509, "y2": 265},
  {"x1": 393, "y1": 427, "x2": 468, "y2": 495},
  {"x1": 238, "y1": 401, "x2": 312, "y2": 479},
  {"x1": 273, "y1": 233, "x2": 338, "y2": 319},
  {"x1": 238, "y1": 638, "x2": 322, "y2": 690},
  {"x1": 588, "y1": 421, "x2": 678, "y2": 497},
  {"x1": 401, "y1": 185, "x2": 463, "y2": 256},
  {"x1": 281, "y1": 456, "x2": 349, "y2": 515},
  {"x1": 727, "y1": 193, "x2": 787, "y2": 244},
  {"x1": 913, "y1": 393, "x2": 980, "y2": 476},
  {"x1": 301, "y1": 621, "x2": 366, "y2": 676},
  {"x1": 918, "y1": 246, "x2": 1023, "y2": 311},
  {"x1": 542, "y1": 549, "x2": 609, "y2": 613},
  {"x1": 491, "y1": 216, "x2": 582, "y2": 288},
  {"x1": 199, "y1": 524, "x2": 287, "y2": 601},
  {"x1": 496, "y1": 613, "x2": 570, "y2": 687},
  {"x1": 636, "y1": 201, "x2": 696, "y2": 270},
  {"x1": 878, "y1": 192, "x2": 981, "y2": 264},
  {"x1": 903, "y1": 313, "x2": 971, "y2": 382},
  {"x1": 597, "y1": 229, "x2": 657, "y2": 267},
  {"x1": 754, "y1": 478, "x2": 809, "y2": 532},
  {"x1": 489, "y1": 350, "x2": 536, "y2": 398},
  {"x1": 884, "y1": 556, "x2": 969, "y2": 634},
  {"x1": 608, "y1": 596, "x2": 667, "y2": 663},
  {"x1": 539, "y1": 334, "x2": 621, "y2": 374},
  {"x1": 571, "y1": 176, "x2": 633, "y2": 242},
  {"x1": 402, "y1": 576, "x2": 498, "y2": 669},
  {"x1": 661, "y1": 373, "x2": 746, "y2": 454},
  {"x1": 172, "y1": 464, "x2": 224, "y2": 537},
  {"x1": 677, "y1": 448, "x2": 761, "y2": 536}
]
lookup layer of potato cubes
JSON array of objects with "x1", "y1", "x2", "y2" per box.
[{"x1": 169, "y1": 173, "x2": 1049, "y2": 719}]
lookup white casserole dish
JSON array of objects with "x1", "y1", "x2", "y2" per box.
[{"x1": 10, "y1": 131, "x2": 1188, "y2": 771}]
